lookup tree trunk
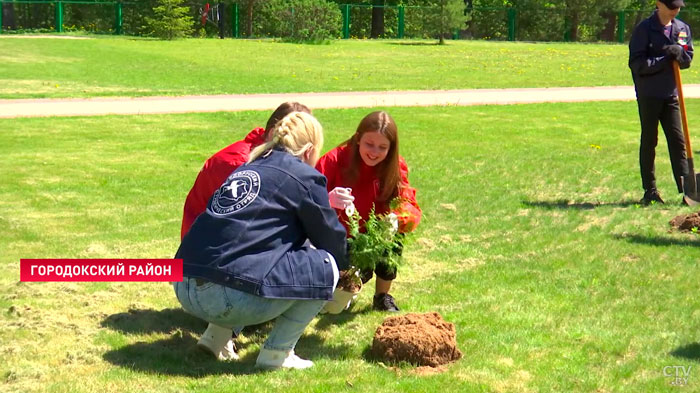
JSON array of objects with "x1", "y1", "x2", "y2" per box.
[
  {"x1": 218, "y1": 2, "x2": 225, "y2": 39},
  {"x1": 438, "y1": 1, "x2": 445, "y2": 44},
  {"x1": 3, "y1": 3, "x2": 17, "y2": 29},
  {"x1": 599, "y1": 11, "x2": 616, "y2": 42},
  {"x1": 569, "y1": 11, "x2": 579, "y2": 42},
  {"x1": 371, "y1": 0, "x2": 384, "y2": 38},
  {"x1": 246, "y1": 0, "x2": 255, "y2": 37}
]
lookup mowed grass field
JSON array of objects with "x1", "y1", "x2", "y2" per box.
[
  {"x1": 2, "y1": 36, "x2": 700, "y2": 99},
  {"x1": 2, "y1": 100, "x2": 700, "y2": 392}
]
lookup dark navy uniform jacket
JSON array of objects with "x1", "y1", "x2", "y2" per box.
[
  {"x1": 629, "y1": 11, "x2": 693, "y2": 99},
  {"x1": 176, "y1": 148, "x2": 349, "y2": 300}
]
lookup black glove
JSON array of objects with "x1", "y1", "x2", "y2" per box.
[{"x1": 663, "y1": 44, "x2": 684, "y2": 61}]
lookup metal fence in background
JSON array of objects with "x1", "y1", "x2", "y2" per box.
[
  {"x1": 2, "y1": 1, "x2": 700, "y2": 43},
  {"x1": 0, "y1": 0, "x2": 126, "y2": 34},
  {"x1": 333, "y1": 5, "x2": 700, "y2": 42},
  {"x1": 465, "y1": 7, "x2": 700, "y2": 43}
]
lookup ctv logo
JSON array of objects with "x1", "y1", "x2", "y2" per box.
[{"x1": 663, "y1": 365, "x2": 691, "y2": 386}]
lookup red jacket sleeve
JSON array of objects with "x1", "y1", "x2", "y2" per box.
[
  {"x1": 181, "y1": 128, "x2": 265, "y2": 239},
  {"x1": 315, "y1": 147, "x2": 341, "y2": 191},
  {"x1": 393, "y1": 157, "x2": 421, "y2": 233}
]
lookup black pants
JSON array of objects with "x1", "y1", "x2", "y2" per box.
[{"x1": 637, "y1": 96, "x2": 688, "y2": 193}]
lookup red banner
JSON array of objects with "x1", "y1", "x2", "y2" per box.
[{"x1": 20, "y1": 259, "x2": 183, "y2": 282}]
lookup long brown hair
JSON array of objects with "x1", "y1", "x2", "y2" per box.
[{"x1": 342, "y1": 111, "x2": 401, "y2": 202}]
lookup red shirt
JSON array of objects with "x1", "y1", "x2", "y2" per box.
[
  {"x1": 315, "y1": 144, "x2": 421, "y2": 235},
  {"x1": 180, "y1": 128, "x2": 266, "y2": 239}
]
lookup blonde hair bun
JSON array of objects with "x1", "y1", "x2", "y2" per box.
[{"x1": 249, "y1": 112, "x2": 324, "y2": 165}]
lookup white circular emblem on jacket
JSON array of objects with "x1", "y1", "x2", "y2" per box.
[{"x1": 211, "y1": 170, "x2": 261, "y2": 215}]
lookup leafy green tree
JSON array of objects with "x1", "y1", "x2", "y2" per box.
[
  {"x1": 437, "y1": 0, "x2": 467, "y2": 43},
  {"x1": 419, "y1": 0, "x2": 467, "y2": 43},
  {"x1": 467, "y1": 0, "x2": 634, "y2": 41},
  {"x1": 145, "y1": 0, "x2": 194, "y2": 39},
  {"x1": 256, "y1": 0, "x2": 341, "y2": 42},
  {"x1": 241, "y1": 0, "x2": 265, "y2": 37},
  {"x1": 558, "y1": 0, "x2": 631, "y2": 41},
  {"x1": 377, "y1": 0, "x2": 466, "y2": 40}
]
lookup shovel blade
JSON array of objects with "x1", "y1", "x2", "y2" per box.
[
  {"x1": 681, "y1": 173, "x2": 700, "y2": 205},
  {"x1": 683, "y1": 195, "x2": 700, "y2": 206}
]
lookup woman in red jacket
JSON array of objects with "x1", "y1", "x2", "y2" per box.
[
  {"x1": 181, "y1": 102, "x2": 311, "y2": 239},
  {"x1": 316, "y1": 111, "x2": 421, "y2": 312}
]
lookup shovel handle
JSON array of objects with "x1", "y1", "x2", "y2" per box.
[{"x1": 672, "y1": 60, "x2": 694, "y2": 160}]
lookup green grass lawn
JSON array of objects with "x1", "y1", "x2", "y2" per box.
[
  {"x1": 2, "y1": 103, "x2": 700, "y2": 392},
  {"x1": 3, "y1": 37, "x2": 700, "y2": 99}
]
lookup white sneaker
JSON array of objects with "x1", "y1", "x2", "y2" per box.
[
  {"x1": 255, "y1": 348, "x2": 313, "y2": 370},
  {"x1": 197, "y1": 323, "x2": 239, "y2": 361}
]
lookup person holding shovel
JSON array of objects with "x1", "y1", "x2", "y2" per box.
[
  {"x1": 316, "y1": 111, "x2": 421, "y2": 312},
  {"x1": 175, "y1": 112, "x2": 348, "y2": 369},
  {"x1": 629, "y1": 0, "x2": 693, "y2": 204}
]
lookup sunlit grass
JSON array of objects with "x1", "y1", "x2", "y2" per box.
[
  {"x1": 4, "y1": 37, "x2": 700, "y2": 99},
  {"x1": 2, "y1": 103, "x2": 700, "y2": 392}
]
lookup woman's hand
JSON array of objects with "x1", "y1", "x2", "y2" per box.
[{"x1": 328, "y1": 187, "x2": 355, "y2": 210}]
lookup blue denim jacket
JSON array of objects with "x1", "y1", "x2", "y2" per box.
[
  {"x1": 176, "y1": 148, "x2": 349, "y2": 300},
  {"x1": 629, "y1": 11, "x2": 694, "y2": 99}
]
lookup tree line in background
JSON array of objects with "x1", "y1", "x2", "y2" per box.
[
  {"x1": 468, "y1": 0, "x2": 669, "y2": 41},
  {"x1": 0, "y1": 0, "x2": 693, "y2": 41}
]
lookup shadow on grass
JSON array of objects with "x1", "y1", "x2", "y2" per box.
[
  {"x1": 103, "y1": 328, "x2": 355, "y2": 376},
  {"x1": 314, "y1": 303, "x2": 374, "y2": 330},
  {"x1": 101, "y1": 309, "x2": 305, "y2": 352},
  {"x1": 387, "y1": 42, "x2": 440, "y2": 46},
  {"x1": 296, "y1": 333, "x2": 355, "y2": 361},
  {"x1": 523, "y1": 199, "x2": 641, "y2": 210},
  {"x1": 102, "y1": 333, "x2": 262, "y2": 376},
  {"x1": 361, "y1": 343, "x2": 381, "y2": 364},
  {"x1": 671, "y1": 343, "x2": 700, "y2": 361},
  {"x1": 614, "y1": 233, "x2": 700, "y2": 247},
  {"x1": 101, "y1": 307, "x2": 206, "y2": 335}
]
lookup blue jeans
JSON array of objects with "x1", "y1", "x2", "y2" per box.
[{"x1": 174, "y1": 255, "x2": 338, "y2": 352}]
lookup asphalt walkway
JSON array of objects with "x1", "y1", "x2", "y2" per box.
[{"x1": 4, "y1": 85, "x2": 700, "y2": 118}]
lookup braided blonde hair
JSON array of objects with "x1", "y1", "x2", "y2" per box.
[{"x1": 248, "y1": 111, "x2": 324, "y2": 166}]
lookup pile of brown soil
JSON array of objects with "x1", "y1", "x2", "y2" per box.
[
  {"x1": 670, "y1": 212, "x2": 700, "y2": 232},
  {"x1": 371, "y1": 312, "x2": 462, "y2": 367}
]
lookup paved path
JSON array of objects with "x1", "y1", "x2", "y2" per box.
[{"x1": 4, "y1": 85, "x2": 700, "y2": 118}]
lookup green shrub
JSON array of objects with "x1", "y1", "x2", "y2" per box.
[
  {"x1": 257, "y1": 0, "x2": 341, "y2": 42},
  {"x1": 346, "y1": 199, "x2": 407, "y2": 276},
  {"x1": 144, "y1": 0, "x2": 194, "y2": 40}
]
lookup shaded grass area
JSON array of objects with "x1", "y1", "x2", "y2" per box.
[
  {"x1": 1, "y1": 103, "x2": 700, "y2": 392},
  {"x1": 3, "y1": 37, "x2": 700, "y2": 99}
]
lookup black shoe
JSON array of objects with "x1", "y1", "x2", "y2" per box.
[
  {"x1": 641, "y1": 188, "x2": 665, "y2": 205},
  {"x1": 373, "y1": 293, "x2": 400, "y2": 312}
]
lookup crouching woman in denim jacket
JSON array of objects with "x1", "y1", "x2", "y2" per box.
[{"x1": 174, "y1": 111, "x2": 348, "y2": 370}]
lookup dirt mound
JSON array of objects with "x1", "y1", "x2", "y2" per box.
[
  {"x1": 670, "y1": 212, "x2": 700, "y2": 232},
  {"x1": 371, "y1": 312, "x2": 462, "y2": 367},
  {"x1": 336, "y1": 270, "x2": 362, "y2": 292}
]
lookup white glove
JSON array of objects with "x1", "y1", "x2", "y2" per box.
[
  {"x1": 328, "y1": 187, "x2": 354, "y2": 210},
  {"x1": 385, "y1": 212, "x2": 399, "y2": 234}
]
